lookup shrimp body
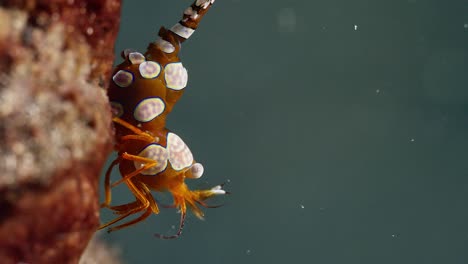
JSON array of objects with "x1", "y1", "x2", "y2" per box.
[{"x1": 100, "y1": 0, "x2": 225, "y2": 238}]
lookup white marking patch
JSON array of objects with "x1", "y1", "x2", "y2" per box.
[
  {"x1": 139, "y1": 61, "x2": 161, "y2": 79},
  {"x1": 134, "y1": 144, "x2": 169, "y2": 175},
  {"x1": 184, "y1": 6, "x2": 199, "y2": 20},
  {"x1": 170, "y1": 23, "x2": 195, "y2": 39},
  {"x1": 155, "y1": 38, "x2": 175, "y2": 53},
  {"x1": 210, "y1": 185, "x2": 226, "y2": 195},
  {"x1": 109, "y1": 101, "x2": 124, "y2": 118},
  {"x1": 112, "y1": 70, "x2": 133, "y2": 87},
  {"x1": 121, "y1": 48, "x2": 136, "y2": 59},
  {"x1": 129, "y1": 52, "x2": 146, "y2": 64},
  {"x1": 164, "y1": 62, "x2": 188, "y2": 90},
  {"x1": 167, "y1": 132, "x2": 194, "y2": 171},
  {"x1": 195, "y1": 0, "x2": 213, "y2": 9},
  {"x1": 186, "y1": 163, "x2": 204, "y2": 179},
  {"x1": 134, "y1": 97, "x2": 165, "y2": 122}
]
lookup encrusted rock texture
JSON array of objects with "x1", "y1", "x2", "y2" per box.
[
  {"x1": 0, "y1": 0, "x2": 121, "y2": 263},
  {"x1": 79, "y1": 235, "x2": 122, "y2": 264}
]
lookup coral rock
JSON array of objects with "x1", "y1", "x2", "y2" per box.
[{"x1": 0, "y1": 0, "x2": 121, "y2": 263}]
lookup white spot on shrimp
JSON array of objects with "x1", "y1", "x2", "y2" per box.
[
  {"x1": 112, "y1": 70, "x2": 133, "y2": 87},
  {"x1": 184, "y1": 6, "x2": 199, "y2": 20},
  {"x1": 210, "y1": 185, "x2": 226, "y2": 195},
  {"x1": 129, "y1": 52, "x2": 146, "y2": 65},
  {"x1": 170, "y1": 23, "x2": 195, "y2": 39},
  {"x1": 167, "y1": 132, "x2": 193, "y2": 171},
  {"x1": 164, "y1": 62, "x2": 188, "y2": 90},
  {"x1": 134, "y1": 144, "x2": 169, "y2": 175},
  {"x1": 196, "y1": 0, "x2": 212, "y2": 9},
  {"x1": 121, "y1": 48, "x2": 136, "y2": 59},
  {"x1": 133, "y1": 97, "x2": 165, "y2": 122},
  {"x1": 139, "y1": 61, "x2": 161, "y2": 79},
  {"x1": 186, "y1": 163, "x2": 204, "y2": 178},
  {"x1": 155, "y1": 38, "x2": 175, "y2": 53}
]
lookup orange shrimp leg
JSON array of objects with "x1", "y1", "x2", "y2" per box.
[
  {"x1": 99, "y1": 182, "x2": 149, "y2": 230},
  {"x1": 109, "y1": 182, "x2": 159, "y2": 215},
  {"x1": 154, "y1": 211, "x2": 186, "y2": 239},
  {"x1": 108, "y1": 200, "x2": 141, "y2": 213},
  {"x1": 101, "y1": 180, "x2": 159, "y2": 232},
  {"x1": 99, "y1": 206, "x2": 144, "y2": 230},
  {"x1": 101, "y1": 152, "x2": 156, "y2": 207},
  {"x1": 107, "y1": 207, "x2": 153, "y2": 233},
  {"x1": 100, "y1": 157, "x2": 121, "y2": 208},
  {"x1": 110, "y1": 153, "x2": 158, "y2": 187},
  {"x1": 113, "y1": 117, "x2": 157, "y2": 143}
]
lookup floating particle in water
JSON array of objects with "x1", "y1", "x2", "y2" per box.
[
  {"x1": 354, "y1": 24, "x2": 358, "y2": 30},
  {"x1": 376, "y1": 89, "x2": 380, "y2": 94},
  {"x1": 391, "y1": 233, "x2": 399, "y2": 238},
  {"x1": 246, "y1": 249, "x2": 252, "y2": 255},
  {"x1": 464, "y1": 23, "x2": 468, "y2": 29},
  {"x1": 277, "y1": 8, "x2": 297, "y2": 33},
  {"x1": 410, "y1": 138, "x2": 415, "y2": 142},
  {"x1": 299, "y1": 204, "x2": 305, "y2": 209}
]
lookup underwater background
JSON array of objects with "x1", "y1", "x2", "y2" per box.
[{"x1": 100, "y1": 0, "x2": 468, "y2": 263}]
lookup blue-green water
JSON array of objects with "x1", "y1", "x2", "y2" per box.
[{"x1": 100, "y1": 0, "x2": 468, "y2": 263}]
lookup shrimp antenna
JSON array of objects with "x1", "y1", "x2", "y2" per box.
[
  {"x1": 154, "y1": 212, "x2": 186, "y2": 239},
  {"x1": 196, "y1": 199, "x2": 224, "y2": 208}
]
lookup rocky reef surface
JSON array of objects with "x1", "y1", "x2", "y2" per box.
[{"x1": 0, "y1": 0, "x2": 121, "y2": 263}]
